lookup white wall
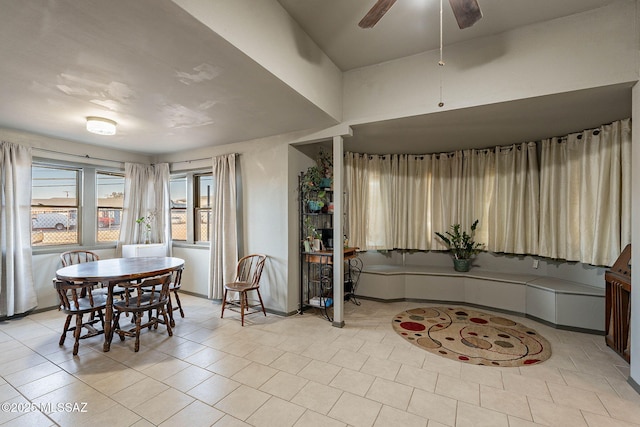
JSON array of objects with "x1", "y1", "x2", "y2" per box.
[
  {"x1": 172, "y1": 0, "x2": 343, "y2": 122},
  {"x1": 343, "y1": 1, "x2": 638, "y2": 124}
]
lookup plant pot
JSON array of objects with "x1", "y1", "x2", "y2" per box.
[
  {"x1": 307, "y1": 200, "x2": 322, "y2": 212},
  {"x1": 320, "y1": 177, "x2": 332, "y2": 188},
  {"x1": 453, "y1": 258, "x2": 472, "y2": 272}
]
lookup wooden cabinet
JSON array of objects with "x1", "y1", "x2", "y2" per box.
[{"x1": 605, "y1": 244, "x2": 631, "y2": 362}]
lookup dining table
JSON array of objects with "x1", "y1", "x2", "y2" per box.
[{"x1": 56, "y1": 256, "x2": 185, "y2": 352}]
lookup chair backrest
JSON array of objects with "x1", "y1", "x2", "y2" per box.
[
  {"x1": 54, "y1": 280, "x2": 104, "y2": 313},
  {"x1": 235, "y1": 254, "x2": 267, "y2": 286},
  {"x1": 60, "y1": 250, "x2": 99, "y2": 267},
  {"x1": 116, "y1": 273, "x2": 172, "y2": 310},
  {"x1": 170, "y1": 266, "x2": 184, "y2": 290}
]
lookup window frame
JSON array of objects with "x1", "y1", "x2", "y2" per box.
[
  {"x1": 31, "y1": 158, "x2": 124, "y2": 252},
  {"x1": 170, "y1": 170, "x2": 212, "y2": 247}
]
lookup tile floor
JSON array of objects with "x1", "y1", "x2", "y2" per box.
[{"x1": 0, "y1": 294, "x2": 638, "y2": 427}]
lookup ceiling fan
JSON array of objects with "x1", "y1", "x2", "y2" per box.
[{"x1": 358, "y1": 0, "x2": 482, "y2": 29}]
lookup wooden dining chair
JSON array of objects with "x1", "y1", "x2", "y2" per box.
[
  {"x1": 54, "y1": 280, "x2": 107, "y2": 355},
  {"x1": 59, "y1": 250, "x2": 128, "y2": 300},
  {"x1": 221, "y1": 254, "x2": 267, "y2": 326},
  {"x1": 142, "y1": 265, "x2": 184, "y2": 327},
  {"x1": 111, "y1": 273, "x2": 173, "y2": 352}
]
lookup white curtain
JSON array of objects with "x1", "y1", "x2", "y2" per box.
[
  {"x1": 0, "y1": 141, "x2": 37, "y2": 317},
  {"x1": 117, "y1": 163, "x2": 172, "y2": 255},
  {"x1": 209, "y1": 153, "x2": 238, "y2": 300},
  {"x1": 345, "y1": 142, "x2": 539, "y2": 255},
  {"x1": 487, "y1": 143, "x2": 539, "y2": 254},
  {"x1": 539, "y1": 119, "x2": 631, "y2": 266}
]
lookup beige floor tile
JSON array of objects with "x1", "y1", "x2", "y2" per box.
[
  {"x1": 132, "y1": 387, "x2": 195, "y2": 425},
  {"x1": 456, "y1": 401, "x2": 509, "y2": 427},
  {"x1": 245, "y1": 396, "x2": 306, "y2": 427},
  {"x1": 230, "y1": 361, "x2": 278, "y2": 388},
  {"x1": 329, "y1": 348, "x2": 370, "y2": 371},
  {"x1": 597, "y1": 392, "x2": 640, "y2": 425},
  {"x1": 407, "y1": 388, "x2": 457, "y2": 426},
  {"x1": 0, "y1": 295, "x2": 635, "y2": 427},
  {"x1": 360, "y1": 356, "x2": 401, "y2": 381},
  {"x1": 366, "y1": 377, "x2": 414, "y2": 410},
  {"x1": 547, "y1": 381, "x2": 608, "y2": 415},
  {"x1": 328, "y1": 392, "x2": 382, "y2": 427},
  {"x1": 187, "y1": 374, "x2": 241, "y2": 406},
  {"x1": 159, "y1": 400, "x2": 225, "y2": 427},
  {"x1": 479, "y1": 384, "x2": 532, "y2": 420},
  {"x1": 111, "y1": 377, "x2": 169, "y2": 409},
  {"x1": 507, "y1": 415, "x2": 548, "y2": 427},
  {"x1": 16, "y1": 370, "x2": 79, "y2": 400},
  {"x1": 502, "y1": 371, "x2": 553, "y2": 401},
  {"x1": 435, "y1": 374, "x2": 480, "y2": 405},
  {"x1": 214, "y1": 384, "x2": 270, "y2": 421},
  {"x1": 528, "y1": 396, "x2": 588, "y2": 427},
  {"x1": 293, "y1": 410, "x2": 347, "y2": 427},
  {"x1": 3, "y1": 361, "x2": 60, "y2": 387},
  {"x1": 298, "y1": 360, "x2": 341, "y2": 385},
  {"x1": 291, "y1": 381, "x2": 342, "y2": 414},
  {"x1": 259, "y1": 370, "x2": 309, "y2": 401},
  {"x1": 269, "y1": 351, "x2": 312, "y2": 375},
  {"x1": 395, "y1": 364, "x2": 439, "y2": 392},
  {"x1": 329, "y1": 367, "x2": 375, "y2": 396},
  {"x1": 207, "y1": 354, "x2": 253, "y2": 377},
  {"x1": 373, "y1": 404, "x2": 429, "y2": 427},
  {"x1": 162, "y1": 364, "x2": 214, "y2": 392},
  {"x1": 245, "y1": 345, "x2": 285, "y2": 365}
]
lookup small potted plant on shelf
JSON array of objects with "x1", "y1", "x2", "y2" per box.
[
  {"x1": 301, "y1": 165, "x2": 328, "y2": 213},
  {"x1": 435, "y1": 219, "x2": 484, "y2": 272},
  {"x1": 304, "y1": 216, "x2": 322, "y2": 252},
  {"x1": 317, "y1": 147, "x2": 333, "y2": 189}
]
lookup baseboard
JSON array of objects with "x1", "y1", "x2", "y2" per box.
[{"x1": 628, "y1": 376, "x2": 640, "y2": 395}]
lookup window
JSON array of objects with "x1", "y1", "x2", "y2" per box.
[
  {"x1": 97, "y1": 172, "x2": 124, "y2": 242},
  {"x1": 195, "y1": 173, "x2": 213, "y2": 242},
  {"x1": 31, "y1": 165, "x2": 80, "y2": 246},
  {"x1": 169, "y1": 171, "x2": 213, "y2": 244},
  {"x1": 170, "y1": 175, "x2": 187, "y2": 241},
  {"x1": 32, "y1": 161, "x2": 124, "y2": 248}
]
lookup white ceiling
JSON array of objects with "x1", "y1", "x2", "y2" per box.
[{"x1": 0, "y1": 0, "x2": 630, "y2": 156}]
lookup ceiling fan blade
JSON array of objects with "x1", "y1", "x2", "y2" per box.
[
  {"x1": 358, "y1": 0, "x2": 397, "y2": 29},
  {"x1": 449, "y1": 0, "x2": 482, "y2": 29}
]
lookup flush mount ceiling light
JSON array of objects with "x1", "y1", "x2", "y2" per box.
[{"x1": 86, "y1": 116, "x2": 117, "y2": 135}]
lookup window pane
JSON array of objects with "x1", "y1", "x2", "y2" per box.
[
  {"x1": 97, "y1": 172, "x2": 124, "y2": 242},
  {"x1": 196, "y1": 208, "x2": 211, "y2": 242},
  {"x1": 31, "y1": 166, "x2": 79, "y2": 246},
  {"x1": 197, "y1": 175, "x2": 213, "y2": 208},
  {"x1": 170, "y1": 176, "x2": 187, "y2": 241}
]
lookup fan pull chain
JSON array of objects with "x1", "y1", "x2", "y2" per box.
[{"x1": 438, "y1": 0, "x2": 445, "y2": 107}]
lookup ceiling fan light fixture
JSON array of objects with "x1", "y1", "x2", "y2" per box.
[{"x1": 86, "y1": 116, "x2": 117, "y2": 135}]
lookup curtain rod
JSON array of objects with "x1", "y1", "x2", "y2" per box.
[
  {"x1": 33, "y1": 147, "x2": 125, "y2": 165},
  {"x1": 170, "y1": 153, "x2": 240, "y2": 165}
]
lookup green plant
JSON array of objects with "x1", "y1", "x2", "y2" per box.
[
  {"x1": 304, "y1": 216, "x2": 321, "y2": 240},
  {"x1": 317, "y1": 147, "x2": 333, "y2": 178},
  {"x1": 435, "y1": 219, "x2": 484, "y2": 260},
  {"x1": 300, "y1": 165, "x2": 327, "y2": 208},
  {"x1": 136, "y1": 212, "x2": 155, "y2": 243}
]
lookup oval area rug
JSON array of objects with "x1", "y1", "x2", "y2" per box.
[{"x1": 392, "y1": 306, "x2": 551, "y2": 367}]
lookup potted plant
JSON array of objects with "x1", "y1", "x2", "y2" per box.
[
  {"x1": 136, "y1": 212, "x2": 155, "y2": 244},
  {"x1": 304, "y1": 216, "x2": 322, "y2": 252},
  {"x1": 435, "y1": 219, "x2": 484, "y2": 272},
  {"x1": 300, "y1": 165, "x2": 328, "y2": 212},
  {"x1": 317, "y1": 147, "x2": 333, "y2": 188}
]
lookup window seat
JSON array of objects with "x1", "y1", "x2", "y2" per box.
[{"x1": 359, "y1": 264, "x2": 605, "y2": 334}]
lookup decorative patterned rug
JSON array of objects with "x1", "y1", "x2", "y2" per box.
[{"x1": 392, "y1": 306, "x2": 551, "y2": 367}]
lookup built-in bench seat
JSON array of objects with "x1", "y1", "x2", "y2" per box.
[{"x1": 358, "y1": 264, "x2": 605, "y2": 333}]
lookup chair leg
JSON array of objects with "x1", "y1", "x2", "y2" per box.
[
  {"x1": 134, "y1": 313, "x2": 142, "y2": 352},
  {"x1": 167, "y1": 295, "x2": 175, "y2": 328},
  {"x1": 161, "y1": 306, "x2": 173, "y2": 337},
  {"x1": 73, "y1": 314, "x2": 83, "y2": 356},
  {"x1": 60, "y1": 315, "x2": 72, "y2": 345},
  {"x1": 221, "y1": 289, "x2": 228, "y2": 319},
  {"x1": 174, "y1": 291, "x2": 184, "y2": 318},
  {"x1": 256, "y1": 289, "x2": 267, "y2": 317},
  {"x1": 240, "y1": 291, "x2": 245, "y2": 326}
]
